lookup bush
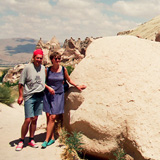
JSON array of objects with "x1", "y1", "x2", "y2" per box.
[
  {"x1": 59, "y1": 128, "x2": 68, "y2": 144},
  {"x1": 0, "y1": 69, "x2": 9, "y2": 82},
  {"x1": 0, "y1": 85, "x2": 15, "y2": 105},
  {"x1": 66, "y1": 66, "x2": 74, "y2": 75},
  {"x1": 65, "y1": 131, "x2": 84, "y2": 154},
  {"x1": 4, "y1": 81, "x2": 19, "y2": 87},
  {"x1": 59, "y1": 129, "x2": 86, "y2": 160},
  {"x1": 111, "y1": 148, "x2": 126, "y2": 160}
]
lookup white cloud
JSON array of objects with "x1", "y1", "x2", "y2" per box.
[
  {"x1": 111, "y1": 0, "x2": 160, "y2": 18},
  {"x1": 0, "y1": 0, "x2": 160, "y2": 42},
  {"x1": 0, "y1": 0, "x2": 52, "y2": 15}
]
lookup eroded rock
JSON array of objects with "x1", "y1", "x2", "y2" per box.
[{"x1": 64, "y1": 36, "x2": 160, "y2": 160}]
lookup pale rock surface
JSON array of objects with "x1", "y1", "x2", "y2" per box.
[
  {"x1": 63, "y1": 36, "x2": 160, "y2": 160},
  {"x1": 117, "y1": 15, "x2": 160, "y2": 41},
  {"x1": 0, "y1": 102, "x2": 65, "y2": 160}
]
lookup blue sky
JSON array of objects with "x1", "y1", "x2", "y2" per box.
[{"x1": 0, "y1": 0, "x2": 160, "y2": 43}]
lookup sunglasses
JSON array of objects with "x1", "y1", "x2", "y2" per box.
[{"x1": 54, "y1": 57, "x2": 61, "y2": 61}]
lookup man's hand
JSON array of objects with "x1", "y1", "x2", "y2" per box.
[{"x1": 17, "y1": 96, "x2": 23, "y2": 105}]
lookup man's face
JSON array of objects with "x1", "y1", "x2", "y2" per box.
[{"x1": 33, "y1": 54, "x2": 43, "y2": 66}]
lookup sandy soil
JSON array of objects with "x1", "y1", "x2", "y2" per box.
[{"x1": 0, "y1": 102, "x2": 64, "y2": 160}]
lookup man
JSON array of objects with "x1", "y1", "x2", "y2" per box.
[{"x1": 16, "y1": 49, "x2": 45, "y2": 151}]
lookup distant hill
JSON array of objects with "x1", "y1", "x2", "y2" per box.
[
  {"x1": 117, "y1": 15, "x2": 160, "y2": 41},
  {"x1": 0, "y1": 38, "x2": 38, "y2": 66}
]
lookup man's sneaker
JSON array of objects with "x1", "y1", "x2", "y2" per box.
[
  {"x1": 28, "y1": 140, "x2": 39, "y2": 148},
  {"x1": 15, "y1": 141, "x2": 24, "y2": 151}
]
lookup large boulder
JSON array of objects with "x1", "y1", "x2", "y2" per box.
[{"x1": 63, "y1": 36, "x2": 160, "y2": 160}]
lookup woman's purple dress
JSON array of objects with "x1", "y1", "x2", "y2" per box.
[{"x1": 43, "y1": 68, "x2": 64, "y2": 115}]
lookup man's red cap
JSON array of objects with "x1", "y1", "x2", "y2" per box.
[{"x1": 33, "y1": 49, "x2": 43, "y2": 56}]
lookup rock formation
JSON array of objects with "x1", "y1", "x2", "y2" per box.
[
  {"x1": 63, "y1": 37, "x2": 94, "y2": 56},
  {"x1": 155, "y1": 31, "x2": 160, "y2": 42},
  {"x1": 35, "y1": 36, "x2": 61, "y2": 66},
  {"x1": 117, "y1": 15, "x2": 160, "y2": 41},
  {"x1": 35, "y1": 36, "x2": 94, "y2": 67},
  {"x1": 63, "y1": 35, "x2": 160, "y2": 160},
  {"x1": 2, "y1": 64, "x2": 26, "y2": 84},
  {"x1": 2, "y1": 36, "x2": 94, "y2": 84}
]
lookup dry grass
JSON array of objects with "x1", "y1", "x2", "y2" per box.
[{"x1": 10, "y1": 85, "x2": 19, "y2": 100}]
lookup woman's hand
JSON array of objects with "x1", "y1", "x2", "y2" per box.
[
  {"x1": 76, "y1": 85, "x2": 87, "y2": 91},
  {"x1": 48, "y1": 87, "x2": 55, "y2": 95}
]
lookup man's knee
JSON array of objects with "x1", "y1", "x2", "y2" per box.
[
  {"x1": 31, "y1": 116, "x2": 38, "y2": 123},
  {"x1": 24, "y1": 118, "x2": 32, "y2": 124}
]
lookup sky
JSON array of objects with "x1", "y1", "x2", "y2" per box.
[{"x1": 0, "y1": 0, "x2": 160, "y2": 43}]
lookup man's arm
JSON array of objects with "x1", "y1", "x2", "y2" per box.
[{"x1": 17, "y1": 84, "x2": 24, "y2": 105}]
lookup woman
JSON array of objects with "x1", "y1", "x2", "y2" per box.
[{"x1": 42, "y1": 51, "x2": 86, "y2": 148}]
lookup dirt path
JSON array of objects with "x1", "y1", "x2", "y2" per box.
[{"x1": 0, "y1": 103, "x2": 64, "y2": 160}]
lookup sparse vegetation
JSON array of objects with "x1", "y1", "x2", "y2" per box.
[
  {"x1": 59, "y1": 128, "x2": 86, "y2": 160},
  {"x1": 111, "y1": 148, "x2": 126, "y2": 160},
  {"x1": 4, "y1": 81, "x2": 19, "y2": 87},
  {"x1": 0, "y1": 69, "x2": 9, "y2": 82},
  {"x1": 0, "y1": 68, "x2": 18, "y2": 105},
  {"x1": 59, "y1": 128, "x2": 68, "y2": 144},
  {"x1": 66, "y1": 65, "x2": 74, "y2": 75},
  {"x1": 0, "y1": 85, "x2": 15, "y2": 105},
  {"x1": 65, "y1": 131, "x2": 84, "y2": 154}
]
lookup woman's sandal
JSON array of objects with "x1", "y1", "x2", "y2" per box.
[
  {"x1": 47, "y1": 139, "x2": 55, "y2": 146},
  {"x1": 41, "y1": 141, "x2": 48, "y2": 148}
]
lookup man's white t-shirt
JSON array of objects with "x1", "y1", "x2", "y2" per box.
[{"x1": 19, "y1": 63, "x2": 45, "y2": 101}]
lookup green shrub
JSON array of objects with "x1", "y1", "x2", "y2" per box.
[
  {"x1": 65, "y1": 131, "x2": 84, "y2": 154},
  {"x1": 0, "y1": 69, "x2": 9, "y2": 82},
  {"x1": 60, "y1": 129, "x2": 86, "y2": 160},
  {"x1": 66, "y1": 66, "x2": 74, "y2": 75},
  {"x1": 59, "y1": 128, "x2": 68, "y2": 144},
  {"x1": 0, "y1": 85, "x2": 15, "y2": 105},
  {"x1": 112, "y1": 148, "x2": 126, "y2": 160},
  {"x1": 4, "y1": 81, "x2": 19, "y2": 87}
]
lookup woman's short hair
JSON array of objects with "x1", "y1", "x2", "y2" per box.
[{"x1": 49, "y1": 51, "x2": 61, "y2": 60}]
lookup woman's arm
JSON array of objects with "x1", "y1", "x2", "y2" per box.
[{"x1": 64, "y1": 67, "x2": 86, "y2": 91}]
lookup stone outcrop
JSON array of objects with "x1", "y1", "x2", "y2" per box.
[
  {"x1": 117, "y1": 30, "x2": 133, "y2": 36},
  {"x1": 35, "y1": 36, "x2": 94, "y2": 67},
  {"x1": 117, "y1": 15, "x2": 160, "y2": 41},
  {"x1": 35, "y1": 36, "x2": 61, "y2": 66},
  {"x1": 155, "y1": 31, "x2": 160, "y2": 42},
  {"x1": 63, "y1": 37, "x2": 94, "y2": 56},
  {"x1": 2, "y1": 64, "x2": 26, "y2": 84},
  {"x1": 3, "y1": 36, "x2": 94, "y2": 84},
  {"x1": 63, "y1": 36, "x2": 160, "y2": 160}
]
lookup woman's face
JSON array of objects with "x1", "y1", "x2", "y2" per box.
[{"x1": 51, "y1": 56, "x2": 61, "y2": 64}]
